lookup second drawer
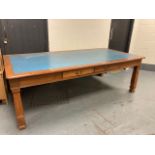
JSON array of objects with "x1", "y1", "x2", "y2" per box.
[{"x1": 63, "y1": 68, "x2": 94, "y2": 78}]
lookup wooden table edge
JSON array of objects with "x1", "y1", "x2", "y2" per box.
[{"x1": 3, "y1": 56, "x2": 144, "y2": 80}]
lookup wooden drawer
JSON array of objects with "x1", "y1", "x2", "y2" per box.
[
  {"x1": 95, "y1": 64, "x2": 127, "y2": 73},
  {"x1": 95, "y1": 61, "x2": 138, "y2": 73},
  {"x1": 63, "y1": 68, "x2": 94, "y2": 78}
]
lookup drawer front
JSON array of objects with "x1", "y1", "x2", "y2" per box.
[
  {"x1": 95, "y1": 65, "x2": 123, "y2": 72},
  {"x1": 95, "y1": 63, "x2": 130, "y2": 72},
  {"x1": 95, "y1": 61, "x2": 137, "y2": 73},
  {"x1": 63, "y1": 68, "x2": 94, "y2": 78}
]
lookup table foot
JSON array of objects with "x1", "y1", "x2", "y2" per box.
[
  {"x1": 129, "y1": 88, "x2": 135, "y2": 93},
  {"x1": 19, "y1": 124, "x2": 26, "y2": 130},
  {"x1": 17, "y1": 115, "x2": 26, "y2": 130}
]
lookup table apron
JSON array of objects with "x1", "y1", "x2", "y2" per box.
[{"x1": 9, "y1": 59, "x2": 141, "y2": 89}]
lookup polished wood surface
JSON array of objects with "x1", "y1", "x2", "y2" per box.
[{"x1": 3, "y1": 48, "x2": 144, "y2": 129}]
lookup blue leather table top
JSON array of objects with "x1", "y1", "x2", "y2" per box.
[{"x1": 10, "y1": 49, "x2": 131, "y2": 74}]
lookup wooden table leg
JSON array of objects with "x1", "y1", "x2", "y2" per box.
[
  {"x1": 11, "y1": 88, "x2": 26, "y2": 129},
  {"x1": 129, "y1": 65, "x2": 140, "y2": 93}
]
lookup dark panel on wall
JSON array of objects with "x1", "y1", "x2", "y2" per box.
[
  {"x1": 109, "y1": 19, "x2": 134, "y2": 52},
  {"x1": 0, "y1": 19, "x2": 48, "y2": 54}
]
